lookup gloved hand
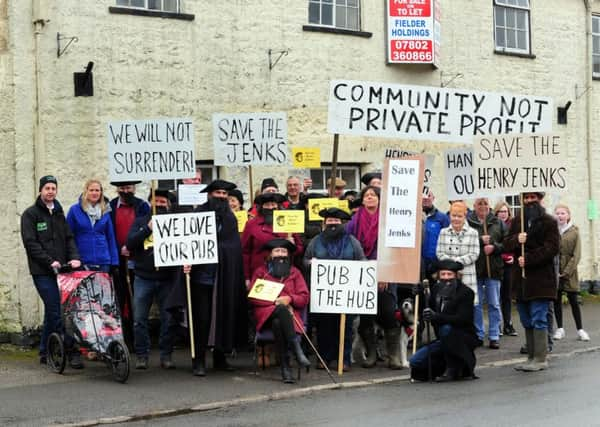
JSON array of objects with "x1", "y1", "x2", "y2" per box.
[
  {"x1": 412, "y1": 283, "x2": 423, "y2": 296},
  {"x1": 422, "y1": 308, "x2": 438, "y2": 322}
]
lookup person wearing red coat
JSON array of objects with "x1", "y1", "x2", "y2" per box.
[
  {"x1": 242, "y1": 193, "x2": 303, "y2": 284},
  {"x1": 248, "y1": 238, "x2": 310, "y2": 383}
]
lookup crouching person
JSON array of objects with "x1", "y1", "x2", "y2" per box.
[{"x1": 410, "y1": 260, "x2": 478, "y2": 382}]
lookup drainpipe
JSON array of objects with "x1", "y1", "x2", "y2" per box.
[
  {"x1": 32, "y1": 0, "x2": 47, "y2": 187},
  {"x1": 583, "y1": 0, "x2": 598, "y2": 281}
]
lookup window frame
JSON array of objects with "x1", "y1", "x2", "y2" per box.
[
  {"x1": 309, "y1": 164, "x2": 361, "y2": 194},
  {"x1": 493, "y1": 0, "x2": 532, "y2": 56},
  {"x1": 593, "y1": 15, "x2": 600, "y2": 79},
  {"x1": 115, "y1": 0, "x2": 180, "y2": 13},
  {"x1": 307, "y1": 0, "x2": 361, "y2": 32}
]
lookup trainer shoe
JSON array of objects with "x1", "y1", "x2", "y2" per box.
[
  {"x1": 68, "y1": 352, "x2": 84, "y2": 369},
  {"x1": 577, "y1": 329, "x2": 590, "y2": 341},
  {"x1": 553, "y1": 328, "x2": 565, "y2": 340},
  {"x1": 504, "y1": 325, "x2": 519, "y2": 336},
  {"x1": 135, "y1": 356, "x2": 149, "y2": 370},
  {"x1": 160, "y1": 355, "x2": 176, "y2": 370}
]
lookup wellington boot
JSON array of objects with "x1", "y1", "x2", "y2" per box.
[
  {"x1": 385, "y1": 328, "x2": 404, "y2": 370},
  {"x1": 522, "y1": 329, "x2": 548, "y2": 372},
  {"x1": 290, "y1": 339, "x2": 310, "y2": 368},
  {"x1": 515, "y1": 329, "x2": 534, "y2": 371},
  {"x1": 360, "y1": 328, "x2": 377, "y2": 368}
]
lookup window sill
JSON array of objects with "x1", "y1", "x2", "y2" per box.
[
  {"x1": 302, "y1": 25, "x2": 372, "y2": 38},
  {"x1": 108, "y1": 6, "x2": 195, "y2": 21},
  {"x1": 494, "y1": 49, "x2": 536, "y2": 59},
  {"x1": 593, "y1": 75, "x2": 600, "y2": 81}
]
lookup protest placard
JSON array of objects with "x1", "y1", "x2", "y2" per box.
[
  {"x1": 177, "y1": 184, "x2": 207, "y2": 206},
  {"x1": 292, "y1": 147, "x2": 321, "y2": 168},
  {"x1": 444, "y1": 147, "x2": 475, "y2": 200},
  {"x1": 308, "y1": 198, "x2": 341, "y2": 221},
  {"x1": 248, "y1": 279, "x2": 284, "y2": 302},
  {"x1": 472, "y1": 133, "x2": 567, "y2": 194},
  {"x1": 273, "y1": 210, "x2": 305, "y2": 233},
  {"x1": 310, "y1": 260, "x2": 378, "y2": 315},
  {"x1": 385, "y1": 148, "x2": 435, "y2": 193},
  {"x1": 234, "y1": 210, "x2": 248, "y2": 233},
  {"x1": 107, "y1": 118, "x2": 195, "y2": 181},
  {"x1": 327, "y1": 80, "x2": 553, "y2": 143},
  {"x1": 377, "y1": 156, "x2": 424, "y2": 284},
  {"x1": 212, "y1": 112, "x2": 288, "y2": 166},
  {"x1": 152, "y1": 212, "x2": 218, "y2": 267},
  {"x1": 338, "y1": 199, "x2": 350, "y2": 214}
]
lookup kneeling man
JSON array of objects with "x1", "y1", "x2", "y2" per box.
[{"x1": 410, "y1": 260, "x2": 478, "y2": 382}]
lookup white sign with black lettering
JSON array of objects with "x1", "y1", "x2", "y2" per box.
[
  {"x1": 152, "y1": 212, "x2": 218, "y2": 267},
  {"x1": 212, "y1": 112, "x2": 288, "y2": 166},
  {"x1": 327, "y1": 80, "x2": 553, "y2": 143},
  {"x1": 384, "y1": 159, "x2": 420, "y2": 248},
  {"x1": 444, "y1": 147, "x2": 475, "y2": 200},
  {"x1": 177, "y1": 184, "x2": 207, "y2": 206},
  {"x1": 385, "y1": 149, "x2": 435, "y2": 194},
  {"x1": 310, "y1": 260, "x2": 378, "y2": 315},
  {"x1": 107, "y1": 118, "x2": 195, "y2": 181}
]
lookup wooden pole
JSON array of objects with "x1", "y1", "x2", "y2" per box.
[
  {"x1": 482, "y1": 218, "x2": 492, "y2": 278},
  {"x1": 412, "y1": 294, "x2": 420, "y2": 355},
  {"x1": 248, "y1": 166, "x2": 254, "y2": 206},
  {"x1": 520, "y1": 194, "x2": 526, "y2": 279},
  {"x1": 185, "y1": 272, "x2": 196, "y2": 359},
  {"x1": 328, "y1": 134, "x2": 340, "y2": 197},
  {"x1": 151, "y1": 180, "x2": 157, "y2": 215},
  {"x1": 337, "y1": 313, "x2": 346, "y2": 376}
]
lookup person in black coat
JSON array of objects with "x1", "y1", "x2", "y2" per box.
[{"x1": 410, "y1": 259, "x2": 478, "y2": 382}]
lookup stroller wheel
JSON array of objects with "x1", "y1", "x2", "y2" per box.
[
  {"x1": 108, "y1": 341, "x2": 130, "y2": 383},
  {"x1": 47, "y1": 332, "x2": 66, "y2": 374}
]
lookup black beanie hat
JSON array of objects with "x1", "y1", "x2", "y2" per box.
[{"x1": 39, "y1": 175, "x2": 58, "y2": 191}]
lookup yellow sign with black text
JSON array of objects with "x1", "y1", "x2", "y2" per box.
[
  {"x1": 273, "y1": 210, "x2": 305, "y2": 233},
  {"x1": 292, "y1": 147, "x2": 321, "y2": 169}
]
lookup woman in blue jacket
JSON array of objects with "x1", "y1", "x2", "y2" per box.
[{"x1": 67, "y1": 179, "x2": 119, "y2": 272}]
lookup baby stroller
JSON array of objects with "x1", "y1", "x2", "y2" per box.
[{"x1": 47, "y1": 266, "x2": 130, "y2": 383}]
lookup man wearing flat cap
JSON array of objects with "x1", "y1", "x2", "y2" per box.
[
  {"x1": 303, "y1": 207, "x2": 366, "y2": 371},
  {"x1": 410, "y1": 259, "x2": 478, "y2": 382},
  {"x1": 503, "y1": 191, "x2": 559, "y2": 372},
  {"x1": 326, "y1": 177, "x2": 347, "y2": 199}
]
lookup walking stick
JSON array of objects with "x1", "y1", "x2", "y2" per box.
[
  {"x1": 482, "y1": 219, "x2": 492, "y2": 278},
  {"x1": 123, "y1": 256, "x2": 134, "y2": 303},
  {"x1": 292, "y1": 315, "x2": 337, "y2": 384},
  {"x1": 423, "y1": 279, "x2": 432, "y2": 383},
  {"x1": 520, "y1": 194, "x2": 526, "y2": 279},
  {"x1": 185, "y1": 272, "x2": 196, "y2": 359}
]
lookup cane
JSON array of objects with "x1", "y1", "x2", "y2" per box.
[
  {"x1": 292, "y1": 315, "x2": 337, "y2": 385},
  {"x1": 423, "y1": 279, "x2": 432, "y2": 383}
]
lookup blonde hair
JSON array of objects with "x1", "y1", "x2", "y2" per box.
[
  {"x1": 493, "y1": 201, "x2": 512, "y2": 220},
  {"x1": 80, "y1": 179, "x2": 107, "y2": 214},
  {"x1": 449, "y1": 201, "x2": 467, "y2": 216},
  {"x1": 554, "y1": 203, "x2": 571, "y2": 220}
]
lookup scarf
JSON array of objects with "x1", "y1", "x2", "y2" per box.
[
  {"x1": 85, "y1": 203, "x2": 102, "y2": 226},
  {"x1": 323, "y1": 233, "x2": 350, "y2": 259},
  {"x1": 559, "y1": 221, "x2": 573, "y2": 236},
  {"x1": 356, "y1": 207, "x2": 379, "y2": 258}
]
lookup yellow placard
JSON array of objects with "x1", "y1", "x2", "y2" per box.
[
  {"x1": 234, "y1": 210, "x2": 248, "y2": 233},
  {"x1": 338, "y1": 199, "x2": 351, "y2": 214},
  {"x1": 248, "y1": 279, "x2": 285, "y2": 302},
  {"x1": 143, "y1": 234, "x2": 154, "y2": 250},
  {"x1": 292, "y1": 147, "x2": 321, "y2": 169},
  {"x1": 308, "y1": 198, "x2": 341, "y2": 221},
  {"x1": 273, "y1": 210, "x2": 305, "y2": 233}
]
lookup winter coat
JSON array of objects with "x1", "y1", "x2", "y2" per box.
[
  {"x1": 66, "y1": 200, "x2": 119, "y2": 266},
  {"x1": 503, "y1": 212, "x2": 559, "y2": 301},
  {"x1": 249, "y1": 265, "x2": 309, "y2": 334},
  {"x1": 558, "y1": 224, "x2": 581, "y2": 292},
  {"x1": 466, "y1": 212, "x2": 505, "y2": 280},
  {"x1": 241, "y1": 215, "x2": 304, "y2": 280},
  {"x1": 21, "y1": 197, "x2": 80, "y2": 275}
]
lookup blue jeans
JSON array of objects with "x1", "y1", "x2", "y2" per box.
[
  {"x1": 32, "y1": 275, "x2": 63, "y2": 356},
  {"x1": 474, "y1": 278, "x2": 501, "y2": 341},
  {"x1": 133, "y1": 275, "x2": 173, "y2": 359},
  {"x1": 517, "y1": 300, "x2": 550, "y2": 330}
]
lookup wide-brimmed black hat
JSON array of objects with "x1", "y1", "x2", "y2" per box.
[
  {"x1": 361, "y1": 172, "x2": 382, "y2": 186},
  {"x1": 255, "y1": 192, "x2": 286, "y2": 205},
  {"x1": 261, "y1": 178, "x2": 279, "y2": 191},
  {"x1": 523, "y1": 191, "x2": 545, "y2": 199},
  {"x1": 435, "y1": 259, "x2": 464, "y2": 272},
  {"x1": 201, "y1": 179, "x2": 237, "y2": 193},
  {"x1": 111, "y1": 180, "x2": 141, "y2": 187},
  {"x1": 148, "y1": 188, "x2": 176, "y2": 203},
  {"x1": 261, "y1": 238, "x2": 296, "y2": 253},
  {"x1": 228, "y1": 189, "x2": 244, "y2": 207},
  {"x1": 319, "y1": 207, "x2": 351, "y2": 221}
]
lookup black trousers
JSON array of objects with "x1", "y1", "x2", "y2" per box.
[
  {"x1": 555, "y1": 290, "x2": 583, "y2": 330},
  {"x1": 262, "y1": 305, "x2": 296, "y2": 343},
  {"x1": 500, "y1": 264, "x2": 513, "y2": 328},
  {"x1": 190, "y1": 285, "x2": 213, "y2": 357},
  {"x1": 115, "y1": 256, "x2": 135, "y2": 345}
]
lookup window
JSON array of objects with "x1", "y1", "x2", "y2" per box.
[
  {"x1": 310, "y1": 164, "x2": 360, "y2": 193},
  {"x1": 158, "y1": 162, "x2": 218, "y2": 190},
  {"x1": 493, "y1": 0, "x2": 530, "y2": 54},
  {"x1": 504, "y1": 195, "x2": 521, "y2": 220},
  {"x1": 116, "y1": 0, "x2": 179, "y2": 13},
  {"x1": 308, "y1": 0, "x2": 360, "y2": 31},
  {"x1": 593, "y1": 16, "x2": 600, "y2": 78}
]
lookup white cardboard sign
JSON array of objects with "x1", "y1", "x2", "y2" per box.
[
  {"x1": 177, "y1": 184, "x2": 207, "y2": 206},
  {"x1": 384, "y1": 159, "x2": 420, "y2": 248},
  {"x1": 444, "y1": 147, "x2": 475, "y2": 200}
]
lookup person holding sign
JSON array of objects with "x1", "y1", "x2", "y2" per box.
[
  {"x1": 228, "y1": 189, "x2": 244, "y2": 212},
  {"x1": 248, "y1": 239, "x2": 310, "y2": 384},
  {"x1": 494, "y1": 202, "x2": 518, "y2": 337},
  {"x1": 326, "y1": 177, "x2": 347, "y2": 199},
  {"x1": 304, "y1": 208, "x2": 366, "y2": 371},
  {"x1": 285, "y1": 176, "x2": 306, "y2": 210},
  {"x1": 409, "y1": 260, "x2": 478, "y2": 382},
  {"x1": 126, "y1": 189, "x2": 177, "y2": 370},
  {"x1": 467, "y1": 198, "x2": 505, "y2": 350},
  {"x1": 503, "y1": 192, "x2": 559, "y2": 372}
]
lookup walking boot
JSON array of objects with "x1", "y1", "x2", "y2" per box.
[
  {"x1": 515, "y1": 329, "x2": 534, "y2": 371},
  {"x1": 192, "y1": 351, "x2": 206, "y2": 377},
  {"x1": 384, "y1": 328, "x2": 404, "y2": 370},
  {"x1": 360, "y1": 327, "x2": 377, "y2": 368},
  {"x1": 68, "y1": 351, "x2": 84, "y2": 369},
  {"x1": 280, "y1": 351, "x2": 295, "y2": 384},
  {"x1": 213, "y1": 350, "x2": 235, "y2": 371},
  {"x1": 522, "y1": 329, "x2": 548, "y2": 372},
  {"x1": 290, "y1": 339, "x2": 310, "y2": 369}
]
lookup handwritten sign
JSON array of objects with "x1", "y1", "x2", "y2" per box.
[
  {"x1": 248, "y1": 279, "x2": 284, "y2": 302},
  {"x1": 384, "y1": 159, "x2": 420, "y2": 248},
  {"x1": 444, "y1": 147, "x2": 475, "y2": 200},
  {"x1": 308, "y1": 198, "x2": 341, "y2": 221},
  {"x1": 310, "y1": 260, "x2": 378, "y2": 315},
  {"x1": 385, "y1": 148, "x2": 435, "y2": 194},
  {"x1": 212, "y1": 112, "x2": 288, "y2": 166},
  {"x1": 177, "y1": 184, "x2": 207, "y2": 206},
  {"x1": 152, "y1": 212, "x2": 218, "y2": 267},
  {"x1": 292, "y1": 147, "x2": 321, "y2": 168},
  {"x1": 107, "y1": 118, "x2": 195, "y2": 181},
  {"x1": 273, "y1": 210, "x2": 305, "y2": 233},
  {"x1": 328, "y1": 80, "x2": 553, "y2": 143},
  {"x1": 473, "y1": 133, "x2": 567, "y2": 194},
  {"x1": 234, "y1": 210, "x2": 248, "y2": 233}
]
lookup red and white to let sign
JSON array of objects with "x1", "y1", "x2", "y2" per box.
[{"x1": 387, "y1": 0, "x2": 440, "y2": 65}]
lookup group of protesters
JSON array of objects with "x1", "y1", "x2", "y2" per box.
[{"x1": 21, "y1": 168, "x2": 589, "y2": 383}]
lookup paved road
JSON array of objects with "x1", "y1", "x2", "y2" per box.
[{"x1": 128, "y1": 350, "x2": 600, "y2": 427}]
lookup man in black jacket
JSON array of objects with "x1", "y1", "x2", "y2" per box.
[
  {"x1": 21, "y1": 175, "x2": 82, "y2": 367},
  {"x1": 126, "y1": 189, "x2": 177, "y2": 370},
  {"x1": 410, "y1": 259, "x2": 478, "y2": 382}
]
